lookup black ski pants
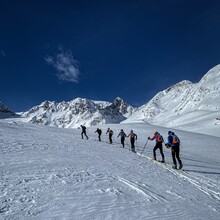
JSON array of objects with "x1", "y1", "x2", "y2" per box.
[
  {"x1": 81, "y1": 131, "x2": 88, "y2": 139},
  {"x1": 130, "y1": 138, "x2": 135, "y2": 152},
  {"x1": 171, "y1": 144, "x2": 182, "y2": 166},
  {"x1": 98, "y1": 134, "x2": 101, "y2": 141},
  {"x1": 109, "y1": 134, "x2": 113, "y2": 144},
  {"x1": 153, "y1": 142, "x2": 164, "y2": 161},
  {"x1": 121, "y1": 137, "x2": 125, "y2": 147}
]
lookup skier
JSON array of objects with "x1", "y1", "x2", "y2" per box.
[
  {"x1": 165, "y1": 131, "x2": 183, "y2": 169},
  {"x1": 127, "y1": 130, "x2": 137, "y2": 153},
  {"x1": 106, "y1": 128, "x2": 113, "y2": 144},
  {"x1": 80, "y1": 125, "x2": 88, "y2": 139},
  {"x1": 148, "y1": 131, "x2": 165, "y2": 162},
  {"x1": 95, "y1": 128, "x2": 102, "y2": 141},
  {"x1": 117, "y1": 129, "x2": 127, "y2": 148}
]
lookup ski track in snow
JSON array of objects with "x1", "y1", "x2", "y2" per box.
[
  {"x1": 137, "y1": 153, "x2": 220, "y2": 204},
  {"x1": 0, "y1": 121, "x2": 220, "y2": 219},
  {"x1": 117, "y1": 177, "x2": 167, "y2": 202}
]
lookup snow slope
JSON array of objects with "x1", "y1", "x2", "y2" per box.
[
  {"x1": 123, "y1": 65, "x2": 220, "y2": 137},
  {"x1": 0, "y1": 119, "x2": 219, "y2": 219}
]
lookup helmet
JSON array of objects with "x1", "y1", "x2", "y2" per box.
[
  {"x1": 168, "y1": 131, "x2": 172, "y2": 135},
  {"x1": 131, "y1": 130, "x2": 133, "y2": 133},
  {"x1": 121, "y1": 129, "x2": 123, "y2": 131},
  {"x1": 154, "y1": 131, "x2": 158, "y2": 135}
]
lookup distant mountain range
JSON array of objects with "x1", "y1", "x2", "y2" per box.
[
  {"x1": 20, "y1": 97, "x2": 135, "y2": 128},
  {"x1": 1, "y1": 65, "x2": 220, "y2": 136}
]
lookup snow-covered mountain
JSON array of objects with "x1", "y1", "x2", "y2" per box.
[
  {"x1": 123, "y1": 65, "x2": 220, "y2": 136},
  {"x1": 21, "y1": 97, "x2": 134, "y2": 128},
  {"x1": 0, "y1": 101, "x2": 13, "y2": 113},
  {"x1": 110, "y1": 97, "x2": 135, "y2": 118},
  {"x1": 0, "y1": 101, "x2": 15, "y2": 118}
]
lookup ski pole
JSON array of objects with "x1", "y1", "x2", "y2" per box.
[
  {"x1": 136, "y1": 139, "x2": 138, "y2": 152},
  {"x1": 125, "y1": 138, "x2": 129, "y2": 149},
  {"x1": 141, "y1": 139, "x2": 149, "y2": 154},
  {"x1": 127, "y1": 139, "x2": 131, "y2": 151}
]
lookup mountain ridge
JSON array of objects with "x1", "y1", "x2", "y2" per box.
[
  {"x1": 20, "y1": 97, "x2": 135, "y2": 128},
  {"x1": 122, "y1": 64, "x2": 220, "y2": 136}
]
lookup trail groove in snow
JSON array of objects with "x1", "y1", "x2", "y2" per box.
[
  {"x1": 118, "y1": 177, "x2": 167, "y2": 202},
  {"x1": 138, "y1": 153, "x2": 220, "y2": 204}
]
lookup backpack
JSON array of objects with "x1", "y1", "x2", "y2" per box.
[
  {"x1": 119, "y1": 132, "x2": 126, "y2": 138},
  {"x1": 82, "y1": 126, "x2": 86, "y2": 131},
  {"x1": 130, "y1": 133, "x2": 137, "y2": 139},
  {"x1": 157, "y1": 134, "x2": 164, "y2": 143},
  {"x1": 172, "y1": 134, "x2": 180, "y2": 144},
  {"x1": 97, "y1": 129, "x2": 102, "y2": 135}
]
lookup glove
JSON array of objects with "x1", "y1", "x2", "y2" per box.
[
  {"x1": 148, "y1": 137, "x2": 150, "y2": 140},
  {"x1": 165, "y1": 143, "x2": 171, "y2": 148}
]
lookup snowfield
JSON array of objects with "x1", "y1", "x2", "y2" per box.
[{"x1": 0, "y1": 120, "x2": 220, "y2": 219}]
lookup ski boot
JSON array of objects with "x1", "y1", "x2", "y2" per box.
[
  {"x1": 172, "y1": 165, "x2": 177, "y2": 169},
  {"x1": 179, "y1": 162, "x2": 183, "y2": 170}
]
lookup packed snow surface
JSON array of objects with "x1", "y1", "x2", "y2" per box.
[{"x1": 0, "y1": 119, "x2": 220, "y2": 219}]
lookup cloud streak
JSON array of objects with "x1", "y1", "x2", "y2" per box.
[
  {"x1": 45, "y1": 48, "x2": 80, "y2": 83},
  {"x1": 1, "y1": 50, "x2": 6, "y2": 57}
]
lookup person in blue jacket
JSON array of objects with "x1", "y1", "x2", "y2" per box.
[{"x1": 165, "y1": 131, "x2": 183, "y2": 169}]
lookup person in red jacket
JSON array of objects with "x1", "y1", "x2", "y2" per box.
[
  {"x1": 106, "y1": 128, "x2": 113, "y2": 144},
  {"x1": 148, "y1": 131, "x2": 165, "y2": 162}
]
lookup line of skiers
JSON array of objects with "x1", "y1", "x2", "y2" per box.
[{"x1": 80, "y1": 125, "x2": 183, "y2": 170}]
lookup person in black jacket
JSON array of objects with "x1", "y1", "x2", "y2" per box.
[
  {"x1": 81, "y1": 125, "x2": 88, "y2": 139},
  {"x1": 95, "y1": 128, "x2": 102, "y2": 141},
  {"x1": 127, "y1": 130, "x2": 137, "y2": 152},
  {"x1": 117, "y1": 129, "x2": 127, "y2": 148}
]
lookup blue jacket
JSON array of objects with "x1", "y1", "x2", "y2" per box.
[{"x1": 166, "y1": 132, "x2": 179, "y2": 147}]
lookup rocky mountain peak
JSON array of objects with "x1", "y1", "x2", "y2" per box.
[{"x1": 0, "y1": 101, "x2": 13, "y2": 113}]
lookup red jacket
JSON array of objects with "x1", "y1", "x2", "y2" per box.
[{"x1": 149, "y1": 134, "x2": 162, "y2": 143}]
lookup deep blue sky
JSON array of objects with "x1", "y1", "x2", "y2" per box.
[{"x1": 1, "y1": 0, "x2": 220, "y2": 111}]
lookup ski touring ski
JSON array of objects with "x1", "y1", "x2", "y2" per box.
[{"x1": 137, "y1": 152, "x2": 185, "y2": 172}]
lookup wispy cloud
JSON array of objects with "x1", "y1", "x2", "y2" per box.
[
  {"x1": 1, "y1": 50, "x2": 6, "y2": 57},
  {"x1": 45, "y1": 48, "x2": 80, "y2": 83}
]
